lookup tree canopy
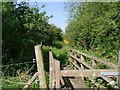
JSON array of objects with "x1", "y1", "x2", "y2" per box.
[
  {"x1": 2, "y1": 2, "x2": 63, "y2": 64},
  {"x1": 65, "y1": 2, "x2": 120, "y2": 63}
]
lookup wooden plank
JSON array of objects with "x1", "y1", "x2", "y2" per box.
[
  {"x1": 49, "y1": 51, "x2": 54, "y2": 61},
  {"x1": 70, "y1": 54, "x2": 94, "y2": 69},
  {"x1": 61, "y1": 69, "x2": 118, "y2": 77},
  {"x1": 81, "y1": 55, "x2": 84, "y2": 61},
  {"x1": 49, "y1": 51, "x2": 56, "y2": 88},
  {"x1": 70, "y1": 50, "x2": 117, "y2": 85},
  {"x1": 55, "y1": 60, "x2": 60, "y2": 88},
  {"x1": 89, "y1": 77, "x2": 104, "y2": 88},
  {"x1": 118, "y1": 50, "x2": 120, "y2": 86},
  {"x1": 62, "y1": 65, "x2": 74, "y2": 89},
  {"x1": 71, "y1": 49, "x2": 118, "y2": 68},
  {"x1": 49, "y1": 51, "x2": 53, "y2": 88},
  {"x1": 22, "y1": 72, "x2": 38, "y2": 89},
  {"x1": 73, "y1": 60, "x2": 78, "y2": 70},
  {"x1": 34, "y1": 45, "x2": 47, "y2": 88},
  {"x1": 101, "y1": 76, "x2": 116, "y2": 85},
  {"x1": 69, "y1": 77, "x2": 88, "y2": 88},
  {"x1": 69, "y1": 58, "x2": 81, "y2": 70},
  {"x1": 92, "y1": 59, "x2": 96, "y2": 68},
  {"x1": 63, "y1": 65, "x2": 88, "y2": 88}
]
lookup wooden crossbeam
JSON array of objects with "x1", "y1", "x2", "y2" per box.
[
  {"x1": 71, "y1": 49, "x2": 118, "y2": 68},
  {"x1": 22, "y1": 72, "x2": 38, "y2": 89},
  {"x1": 70, "y1": 54, "x2": 94, "y2": 69},
  {"x1": 61, "y1": 69, "x2": 118, "y2": 77}
]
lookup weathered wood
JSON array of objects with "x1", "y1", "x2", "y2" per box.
[
  {"x1": 92, "y1": 59, "x2": 96, "y2": 68},
  {"x1": 63, "y1": 65, "x2": 88, "y2": 88},
  {"x1": 89, "y1": 77, "x2": 104, "y2": 88},
  {"x1": 60, "y1": 77, "x2": 65, "y2": 86},
  {"x1": 69, "y1": 77, "x2": 88, "y2": 88},
  {"x1": 81, "y1": 55, "x2": 84, "y2": 61},
  {"x1": 70, "y1": 54, "x2": 94, "y2": 69},
  {"x1": 55, "y1": 60, "x2": 60, "y2": 88},
  {"x1": 49, "y1": 51, "x2": 54, "y2": 61},
  {"x1": 49, "y1": 51, "x2": 56, "y2": 88},
  {"x1": 70, "y1": 50, "x2": 117, "y2": 86},
  {"x1": 81, "y1": 64, "x2": 84, "y2": 70},
  {"x1": 73, "y1": 60, "x2": 77, "y2": 70},
  {"x1": 118, "y1": 50, "x2": 120, "y2": 85},
  {"x1": 101, "y1": 76, "x2": 116, "y2": 85},
  {"x1": 21, "y1": 64, "x2": 35, "y2": 79},
  {"x1": 61, "y1": 69, "x2": 118, "y2": 77},
  {"x1": 3, "y1": 79, "x2": 28, "y2": 85},
  {"x1": 34, "y1": 45, "x2": 47, "y2": 88},
  {"x1": 69, "y1": 58, "x2": 81, "y2": 70},
  {"x1": 22, "y1": 72, "x2": 38, "y2": 89},
  {"x1": 71, "y1": 49, "x2": 118, "y2": 68}
]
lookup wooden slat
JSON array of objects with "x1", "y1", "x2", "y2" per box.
[
  {"x1": 69, "y1": 58, "x2": 82, "y2": 70},
  {"x1": 71, "y1": 49, "x2": 117, "y2": 68},
  {"x1": 61, "y1": 69, "x2": 118, "y2": 77},
  {"x1": 70, "y1": 54, "x2": 94, "y2": 69},
  {"x1": 55, "y1": 60, "x2": 60, "y2": 88},
  {"x1": 92, "y1": 59, "x2": 96, "y2": 68},
  {"x1": 101, "y1": 76, "x2": 116, "y2": 85},
  {"x1": 22, "y1": 72, "x2": 38, "y2": 89},
  {"x1": 69, "y1": 77, "x2": 88, "y2": 88},
  {"x1": 49, "y1": 51, "x2": 56, "y2": 88},
  {"x1": 63, "y1": 65, "x2": 88, "y2": 88},
  {"x1": 89, "y1": 77, "x2": 104, "y2": 88},
  {"x1": 34, "y1": 45, "x2": 47, "y2": 88},
  {"x1": 49, "y1": 51, "x2": 55, "y2": 88},
  {"x1": 81, "y1": 55, "x2": 84, "y2": 61},
  {"x1": 70, "y1": 49, "x2": 117, "y2": 86}
]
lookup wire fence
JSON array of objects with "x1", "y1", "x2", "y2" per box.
[{"x1": 0, "y1": 58, "x2": 36, "y2": 67}]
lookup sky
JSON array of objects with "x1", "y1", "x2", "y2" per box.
[{"x1": 29, "y1": 2, "x2": 68, "y2": 33}]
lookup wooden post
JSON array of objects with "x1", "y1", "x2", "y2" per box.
[
  {"x1": 55, "y1": 60, "x2": 60, "y2": 88},
  {"x1": 49, "y1": 51, "x2": 56, "y2": 89},
  {"x1": 118, "y1": 50, "x2": 120, "y2": 87},
  {"x1": 34, "y1": 45, "x2": 47, "y2": 88}
]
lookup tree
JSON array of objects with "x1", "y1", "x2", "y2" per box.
[
  {"x1": 65, "y1": 2, "x2": 119, "y2": 63},
  {"x1": 2, "y1": 2, "x2": 63, "y2": 64}
]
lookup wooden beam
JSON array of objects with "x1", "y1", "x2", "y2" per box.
[
  {"x1": 89, "y1": 77, "x2": 104, "y2": 88},
  {"x1": 49, "y1": 51, "x2": 56, "y2": 88},
  {"x1": 34, "y1": 45, "x2": 47, "y2": 88},
  {"x1": 92, "y1": 59, "x2": 96, "y2": 68},
  {"x1": 71, "y1": 49, "x2": 117, "y2": 68},
  {"x1": 69, "y1": 77, "x2": 88, "y2": 88},
  {"x1": 22, "y1": 72, "x2": 38, "y2": 89},
  {"x1": 61, "y1": 69, "x2": 118, "y2": 77},
  {"x1": 69, "y1": 58, "x2": 82, "y2": 70},
  {"x1": 55, "y1": 60, "x2": 60, "y2": 88},
  {"x1": 70, "y1": 54, "x2": 94, "y2": 69},
  {"x1": 118, "y1": 50, "x2": 120, "y2": 86}
]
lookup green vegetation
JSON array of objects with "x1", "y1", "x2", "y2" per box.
[
  {"x1": 64, "y1": 2, "x2": 120, "y2": 64},
  {"x1": 2, "y1": 1, "x2": 119, "y2": 89}
]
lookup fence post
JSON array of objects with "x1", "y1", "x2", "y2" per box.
[
  {"x1": 34, "y1": 45, "x2": 47, "y2": 88},
  {"x1": 55, "y1": 60, "x2": 60, "y2": 88},
  {"x1": 49, "y1": 51, "x2": 56, "y2": 89},
  {"x1": 118, "y1": 50, "x2": 120, "y2": 87}
]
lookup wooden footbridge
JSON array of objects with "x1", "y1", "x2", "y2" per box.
[{"x1": 22, "y1": 45, "x2": 119, "y2": 89}]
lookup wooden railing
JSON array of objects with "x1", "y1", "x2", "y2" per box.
[{"x1": 49, "y1": 49, "x2": 118, "y2": 89}]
